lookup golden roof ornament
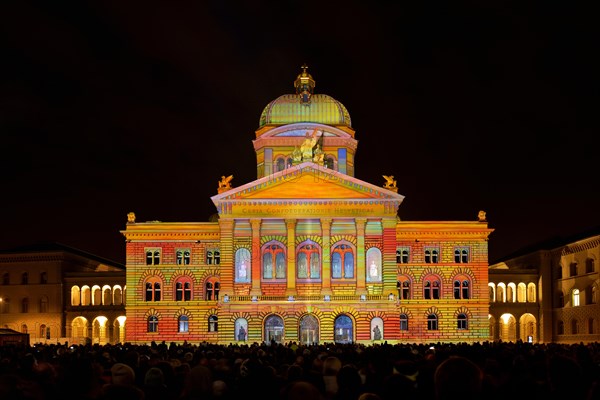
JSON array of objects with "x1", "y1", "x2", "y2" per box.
[
  {"x1": 294, "y1": 64, "x2": 315, "y2": 104},
  {"x1": 478, "y1": 210, "x2": 487, "y2": 222},
  {"x1": 218, "y1": 175, "x2": 234, "y2": 193},
  {"x1": 382, "y1": 175, "x2": 398, "y2": 192},
  {"x1": 127, "y1": 212, "x2": 136, "y2": 224}
]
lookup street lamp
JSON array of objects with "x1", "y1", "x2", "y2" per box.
[{"x1": 0, "y1": 297, "x2": 3, "y2": 329}]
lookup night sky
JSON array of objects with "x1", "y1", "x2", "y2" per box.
[{"x1": 1, "y1": 2, "x2": 598, "y2": 264}]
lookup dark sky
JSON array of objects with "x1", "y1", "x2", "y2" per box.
[{"x1": 1, "y1": 1, "x2": 598, "y2": 264}]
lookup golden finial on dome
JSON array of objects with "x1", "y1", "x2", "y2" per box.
[{"x1": 294, "y1": 64, "x2": 315, "y2": 103}]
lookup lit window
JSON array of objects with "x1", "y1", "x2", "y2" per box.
[
  {"x1": 427, "y1": 314, "x2": 438, "y2": 330},
  {"x1": 332, "y1": 243, "x2": 354, "y2": 279},
  {"x1": 178, "y1": 316, "x2": 189, "y2": 333},
  {"x1": 457, "y1": 313, "x2": 468, "y2": 330},
  {"x1": 147, "y1": 316, "x2": 158, "y2": 333}
]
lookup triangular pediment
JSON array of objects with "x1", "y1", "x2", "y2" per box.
[
  {"x1": 212, "y1": 162, "x2": 404, "y2": 202},
  {"x1": 211, "y1": 162, "x2": 404, "y2": 218}
]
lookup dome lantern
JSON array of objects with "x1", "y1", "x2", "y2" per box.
[{"x1": 294, "y1": 64, "x2": 315, "y2": 104}]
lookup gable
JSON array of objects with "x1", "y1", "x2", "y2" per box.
[
  {"x1": 211, "y1": 163, "x2": 404, "y2": 219},
  {"x1": 213, "y1": 163, "x2": 403, "y2": 201}
]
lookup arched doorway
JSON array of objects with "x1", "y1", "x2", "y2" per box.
[
  {"x1": 299, "y1": 314, "x2": 319, "y2": 345},
  {"x1": 264, "y1": 315, "x2": 284, "y2": 344},
  {"x1": 71, "y1": 316, "x2": 88, "y2": 344},
  {"x1": 334, "y1": 314, "x2": 353, "y2": 344},
  {"x1": 499, "y1": 313, "x2": 517, "y2": 342},
  {"x1": 519, "y1": 313, "x2": 537, "y2": 342}
]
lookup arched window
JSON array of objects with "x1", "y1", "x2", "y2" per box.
[
  {"x1": 297, "y1": 241, "x2": 320, "y2": 279},
  {"x1": 146, "y1": 250, "x2": 161, "y2": 265},
  {"x1": 488, "y1": 283, "x2": 495, "y2": 302},
  {"x1": 396, "y1": 248, "x2": 410, "y2": 264},
  {"x1": 147, "y1": 316, "x2": 158, "y2": 333},
  {"x1": 214, "y1": 250, "x2": 220, "y2": 265},
  {"x1": 586, "y1": 258, "x2": 596, "y2": 273},
  {"x1": 424, "y1": 277, "x2": 441, "y2": 300},
  {"x1": 527, "y1": 283, "x2": 536, "y2": 302},
  {"x1": 366, "y1": 247, "x2": 382, "y2": 282},
  {"x1": 571, "y1": 319, "x2": 579, "y2": 334},
  {"x1": 262, "y1": 242, "x2": 286, "y2": 280},
  {"x1": 71, "y1": 286, "x2": 81, "y2": 306},
  {"x1": 209, "y1": 315, "x2": 218, "y2": 332},
  {"x1": 235, "y1": 248, "x2": 251, "y2": 283},
  {"x1": 175, "y1": 278, "x2": 192, "y2": 301},
  {"x1": 400, "y1": 314, "x2": 409, "y2": 331},
  {"x1": 214, "y1": 282, "x2": 220, "y2": 300},
  {"x1": 427, "y1": 314, "x2": 438, "y2": 330},
  {"x1": 457, "y1": 313, "x2": 468, "y2": 330},
  {"x1": 205, "y1": 282, "x2": 213, "y2": 301},
  {"x1": 397, "y1": 276, "x2": 411, "y2": 300},
  {"x1": 570, "y1": 263, "x2": 578, "y2": 277},
  {"x1": 557, "y1": 320, "x2": 564, "y2": 334},
  {"x1": 325, "y1": 156, "x2": 335, "y2": 170},
  {"x1": 558, "y1": 291, "x2": 564, "y2": 307},
  {"x1": 276, "y1": 157, "x2": 285, "y2": 172},
  {"x1": 454, "y1": 248, "x2": 469, "y2": 263},
  {"x1": 331, "y1": 243, "x2": 354, "y2": 279},
  {"x1": 517, "y1": 283, "x2": 527, "y2": 302},
  {"x1": 21, "y1": 297, "x2": 29, "y2": 313},
  {"x1": 145, "y1": 278, "x2": 161, "y2": 301},
  {"x1": 453, "y1": 278, "x2": 470, "y2": 299},
  {"x1": 206, "y1": 250, "x2": 213, "y2": 265},
  {"x1": 40, "y1": 296, "x2": 48, "y2": 313},
  {"x1": 178, "y1": 315, "x2": 189, "y2": 333},
  {"x1": 573, "y1": 289, "x2": 580, "y2": 307},
  {"x1": 113, "y1": 286, "x2": 123, "y2": 305},
  {"x1": 424, "y1": 248, "x2": 439, "y2": 263},
  {"x1": 176, "y1": 250, "x2": 191, "y2": 265},
  {"x1": 103, "y1": 286, "x2": 112, "y2": 305}
]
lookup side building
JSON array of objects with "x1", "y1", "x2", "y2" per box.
[
  {"x1": 122, "y1": 67, "x2": 494, "y2": 345},
  {"x1": 0, "y1": 243, "x2": 126, "y2": 345},
  {"x1": 489, "y1": 228, "x2": 600, "y2": 343}
]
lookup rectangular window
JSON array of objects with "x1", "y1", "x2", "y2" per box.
[
  {"x1": 396, "y1": 247, "x2": 410, "y2": 264},
  {"x1": 454, "y1": 247, "x2": 469, "y2": 263},
  {"x1": 424, "y1": 248, "x2": 439, "y2": 264},
  {"x1": 145, "y1": 248, "x2": 162, "y2": 265}
]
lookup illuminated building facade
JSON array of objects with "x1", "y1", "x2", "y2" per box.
[
  {"x1": 122, "y1": 67, "x2": 494, "y2": 345},
  {"x1": 489, "y1": 229, "x2": 600, "y2": 344},
  {"x1": 0, "y1": 243, "x2": 126, "y2": 345}
]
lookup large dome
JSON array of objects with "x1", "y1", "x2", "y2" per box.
[
  {"x1": 259, "y1": 94, "x2": 352, "y2": 128},
  {"x1": 259, "y1": 66, "x2": 352, "y2": 128}
]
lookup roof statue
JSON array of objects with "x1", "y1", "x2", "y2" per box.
[
  {"x1": 127, "y1": 212, "x2": 136, "y2": 224},
  {"x1": 478, "y1": 210, "x2": 487, "y2": 222},
  {"x1": 301, "y1": 128, "x2": 320, "y2": 161},
  {"x1": 218, "y1": 175, "x2": 234, "y2": 193},
  {"x1": 382, "y1": 175, "x2": 397, "y2": 192}
]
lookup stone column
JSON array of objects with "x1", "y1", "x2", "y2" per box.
[
  {"x1": 355, "y1": 218, "x2": 367, "y2": 295},
  {"x1": 382, "y1": 217, "x2": 397, "y2": 296},
  {"x1": 285, "y1": 219, "x2": 297, "y2": 296},
  {"x1": 250, "y1": 218, "x2": 262, "y2": 296},
  {"x1": 218, "y1": 219, "x2": 235, "y2": 295},
  {"x1": 321, "y1": 218, "x2": 333, "y2": 296}
]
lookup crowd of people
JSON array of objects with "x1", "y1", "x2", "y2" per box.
[{"x1": 2, "y1": 339, "x2": 600, "y2": 400}]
